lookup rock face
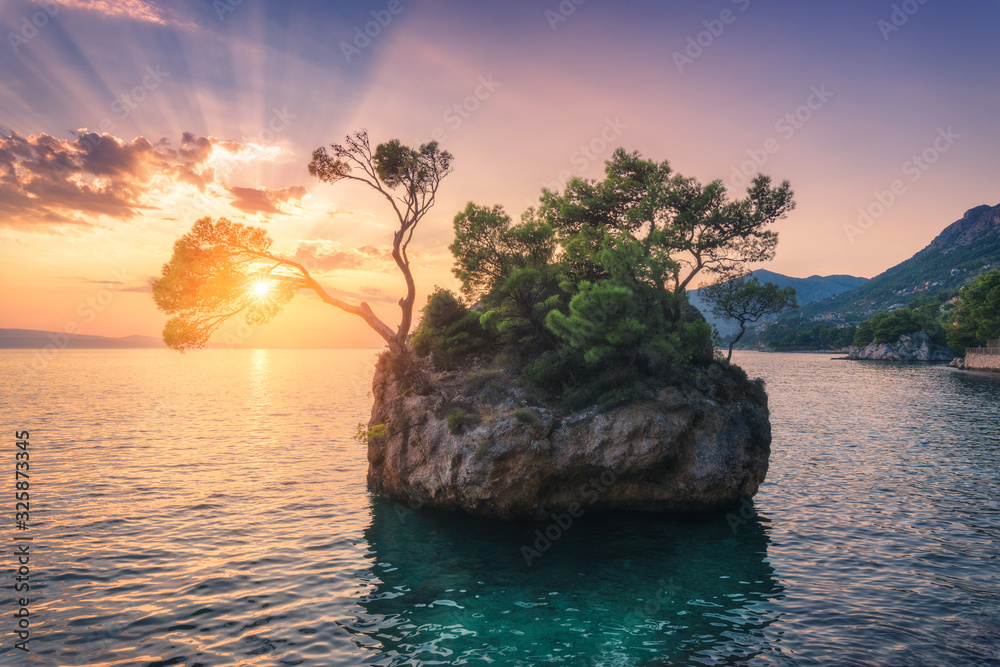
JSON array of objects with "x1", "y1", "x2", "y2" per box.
[
  {"x1": 366, "y1": 355, "x2": 772, "y2": 520},
  {"x1": 948, "y1": 357, "x2": 966, "y2": 370},
  {"x1": 926, "y1": 204, "x2": 1000, "y2": 252},
  {"x1": 848, "y1": 331, "x2": 955, "y2": 362}
]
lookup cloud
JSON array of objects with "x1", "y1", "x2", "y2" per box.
[
  {"x1": 292, "y1": 240, "x2": 394, "y2": 273},
  {"x1": 228, "y1": 185, "x2": 307, "y2": 215},
  {"x1": 0, "y1": 132, "x2": 154, "y2": 228},
  {"x1": 59, "y1": 276, "x2": 154, "y2": 292},
  {"x1": 0, "y1": 130, "x2": 304, "y2": 230},
  {"x1": 58, "y1": 0, "x2": 192, "y2": 27}
]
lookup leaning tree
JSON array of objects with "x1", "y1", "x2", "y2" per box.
[
  {"x1": 700, "y1": 274, "x2": 798, "y2": 361},
  {"x1": 152, "y1": 130, "x2": 453, "y2": 383}
]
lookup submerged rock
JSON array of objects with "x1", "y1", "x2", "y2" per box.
[
  {"x1": 366, "y1": 354, "x2": 771, "y2": 520},
  {"x1": 848, "y1": 331, "x2": 955, "y2": 362}
]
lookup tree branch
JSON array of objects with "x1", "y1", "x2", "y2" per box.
[{"x1": 262, "y1": 252, "x2": 396, "y2": 344}]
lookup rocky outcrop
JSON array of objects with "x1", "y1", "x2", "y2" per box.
[
  {"x1": 366, "y1": 355, "x2": 771, "y2": 520},
  {"x1": 848, "y1": 331, "x2": 955, "y2": 362},
  {"x1": 948, "y1": 357, "x2": 966, "y2": 369},
  {"x1": 926, "y1": 204, "x2": 1000, "y2": 253}
]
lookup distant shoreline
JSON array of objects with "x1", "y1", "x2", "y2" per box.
[
  {"x1": 0, "y1": 329, "x2": 382, "y2": 351},
  {"x1": 733, "y1": 348, "x2": 846, "y2": 355}
]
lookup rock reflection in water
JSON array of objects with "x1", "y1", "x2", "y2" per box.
[{"x1": 350, "y1": 498, "x2": 785, "y2": 665}]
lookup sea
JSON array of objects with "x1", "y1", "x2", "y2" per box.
[{"x1": 1, "y1": 349, "x2": 998, "y2": 666}]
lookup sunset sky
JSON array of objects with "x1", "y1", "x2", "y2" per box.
[{"x1": 1, "y1": 0, "x2": 998, "y2": 348}]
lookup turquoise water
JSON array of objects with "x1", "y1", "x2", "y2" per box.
[{"x1": 1, "y1": 349, "x2": 998, "y2": 665}]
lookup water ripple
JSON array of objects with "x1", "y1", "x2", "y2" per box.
[{"x1": 0, "y1": 350, "x2": 998, "y2": 665}]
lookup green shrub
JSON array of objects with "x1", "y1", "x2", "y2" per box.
[
  {"x1": 447, "y1": 408, "x2": 469, "y2": 435},
  {"x1": 546, "y1": 280, "x2": 645, "y2": 364},
  {"x1": 411, "y1": 288, "x2": 494, "y2": 370},
  {"x1": 514, "y1": 408, "x2": 537, "y2": 424},
  {"x1": 520, "y1": 347, "x2": 587, "y2": 394},
  {"x1": 461, "y1": 369, "x2": 511, "y2": 404},
  {"x1": 474, "y1": 440, "x2": 491, "y2": 460},
  {"x1": 596, "y1": 385, "x2": 642, "y2": 411},
  {"x1": 753, "y1": 320, "x2": 856, "y2": 351},
  {"x1": 353, "y1": 422, "x2": 389, "y2": 444},
  {"x1": 478, "y1": 267, "x2": 562, "y2": 357},
  {"x1": 945, "y1": 270, "x2": 1000, "y2": 350},
  {"x1": 853, "y1": 308, "x2": 947, "y2": 347},
  {"x1": 719, "y1": 359, "x2": 748, "y2": 385}
]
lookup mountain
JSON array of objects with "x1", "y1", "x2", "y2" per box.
[
  {"x1": 0, "y1": 329, "x2": 172, "y2": 349},
  {"x1": 738, "y1": 270, "x2": 869, "y2": 304},
  {"x1": 689, "y1": 270, "x2": 869, "y2": 335},
  {"x1": 802, "y1": 204, "x2": 1000, "y2": 317}
]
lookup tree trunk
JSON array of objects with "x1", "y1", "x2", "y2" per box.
[
  {"x1": 392, "y1": 232, "x2": 416, "y2": 343},
  {"x1": 727, "y1": 325, "x2": 747, "y2": 362}
]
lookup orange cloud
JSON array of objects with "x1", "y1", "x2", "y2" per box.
[
  {"x1": 58, "y1": 0, "x2": 190, "y2": 27},
  {"x1": 0, "y1": 132, "x2": 160, "y2": 227},
  {"x1": 292, "y1": 241, "x2": 394, "y2": 273},
  {"x1": 227, "y1": 185, "x2": 307, "y2": 215},
  {"x1": 0, "y1": 131, "x2": 305, "y2": 230}
]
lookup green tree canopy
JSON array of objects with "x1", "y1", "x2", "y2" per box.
[
  {"x1": 853, "y1": 308, "x2": 947, "y2": 348},
  {"x1": 537, "y1": 148, "x2": 795, "y2": 300},
  {"x1": 415, "y1": 147, "x2": 793, "y2": 408},
  {"x1": 410, "y1": 288, "x2": 495, "y2": 370},
  {"x1": 449, "y1": 203, "x2": 561, "y2": 354},
  {"x1": 449, "y1": 203, "x2": 557, "y2": 301},
  {"x1": 700, "y1": 275, "x2": 798, "y2": 361},
  {"x1": 745, "y1": 319, "x2": 857, "y2": 351},
  {"x1": 945, "y1": 269, "x2": 1000, "y2": 350}
]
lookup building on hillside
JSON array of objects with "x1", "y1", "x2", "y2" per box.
[{"x1": 966, "y1": 338, "x2": 1000, "y2": 372}]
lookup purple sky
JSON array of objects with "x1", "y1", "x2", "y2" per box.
[{"x1": 1, "y1": 0, "x2": 997, "y2": 345}]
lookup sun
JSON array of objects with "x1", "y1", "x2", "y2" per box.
[{"x1": 253, "y1": 281, "x2": 272, "y2": 297}]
